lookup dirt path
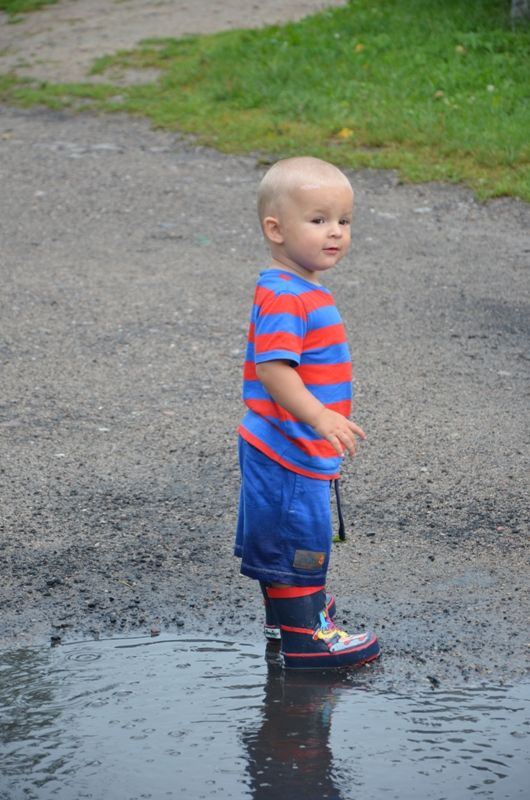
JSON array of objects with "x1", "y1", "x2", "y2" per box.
[
  {"x1": 0, "y1": 1, "x2": 529, "y2": 688},
  {"x1": 0, "y1": 0, "x2": 346, "y2": 83}
]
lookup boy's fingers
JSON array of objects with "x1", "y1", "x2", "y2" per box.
[
  {"x1": 329, "y1": 433, "x2": 346, "y2": 456},
  {"x1": 349, "y1": 422, "x2": 367, "y2": 440},
  {"x1": 345, "y1": 440, "x2": 357, "y2": 456},
  {"x1": 328, "y1": 423, "x2": 365, "y2": 456},
  {"x1": 331, "y1": 437, "x2": 344, "y2": 456},
  {"x1": 338, "y1": 432, "x2": 356, "y2": 457}
]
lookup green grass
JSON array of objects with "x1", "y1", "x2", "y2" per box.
[
  {"x1": 0, "y1": 0, "x2": 58, "y2": 15},
  {"x1": 1, "y1": 0, "x2": 529, "y2": 200}
]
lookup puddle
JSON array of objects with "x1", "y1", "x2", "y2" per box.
[{"x1": 0, "y1": 635, "x2": 528, "y2": 800}]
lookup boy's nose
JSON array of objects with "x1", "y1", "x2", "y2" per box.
[{"x1": 329, "y1": 223, "x2": 342, "y2": 237}]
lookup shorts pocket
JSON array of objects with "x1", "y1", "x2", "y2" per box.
[{"x1": 283, "y1": 473, "x2": 332, "y2": 558}]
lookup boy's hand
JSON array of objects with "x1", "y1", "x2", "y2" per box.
[{"x1": 311, "y1": 408, "x2": 366, "y2": 457}]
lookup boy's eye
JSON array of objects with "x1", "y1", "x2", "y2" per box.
[
  {"x1": 340, "y1": 218, "x2": 351, "y2": 225},
  {"x1": 311, "y1": 217, "x2": 325, "y2": 224}
]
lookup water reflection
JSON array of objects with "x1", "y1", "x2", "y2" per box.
[
  {"x1": 0, "y1": 636, "x2": 528, "y2": 800},
  {"x1": 242, "y1": 645, "x2": 357, "y2": 799}
]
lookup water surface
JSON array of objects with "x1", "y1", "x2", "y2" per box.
[{"x1": 1, "y1": 635, "x2": 528, "y2": 799}]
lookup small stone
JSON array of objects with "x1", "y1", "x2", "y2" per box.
[{"x1": 51, "y1": 619, "x2": 69, "y2": 630}]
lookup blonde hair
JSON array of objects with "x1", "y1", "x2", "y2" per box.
[{"x1": 257, "y1": 156, "x2": 352, "y2": 224}]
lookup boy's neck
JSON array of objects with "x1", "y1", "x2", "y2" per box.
[{"x1": 268, "y1": 258, "x2": 321, "y2": 285}]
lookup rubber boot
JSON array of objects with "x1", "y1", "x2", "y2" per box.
[
  {"x1": 267, "y1": 586, "x2": 380, "y2": 670},
  {"x1": 260, "y1": 581, "x2": 336, "y2": 642}
]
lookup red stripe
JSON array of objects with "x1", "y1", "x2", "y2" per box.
[
  {"x1": 294, "y1": 437, "x2": 337, "y2": 458},
  {"x1": 255, "y1": 331, "x2": 302, "y2": 355},
  {"x1": 237, "y1": 428, "x2": 339, "y2": 480},
  {"x1": 296, "y1": 362, "x2": 352, "y2": 385},
  {"x1": 254, "y1": 283, "x2": 336, "y2": 316},
  {"x1": 299, "y1": 290, "x2": 336, "y2": 313},
  {"x1": 326, "y1": 400, "x2": 352, "y2": 416},
  {"x1": 280, "y1": 625, "x2": 314, "y2": 635},
  {"x1": 266, "y1": 586, "x2": 324, "y2": 599},
  {"x1": 244, "y1": 397, "x2": 351, "y2": 422},
  {"x1": 305, "y1": 323, "x2": 347, "y2": 350},
  {"x1": 258, "y1": 293, "x2": 307, "y2": 319},
  {"x1": 243, "y1": 361, "x2": 257, "y2": 381},
  {"x1": 254, "y1": 285, "x2": 274, "y2": 308},
  {"x1": 245, "y1": 398, "x2": 297, "y2": 422}
]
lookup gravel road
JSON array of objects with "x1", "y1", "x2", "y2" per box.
[
  {"x1": 0, "y1": 1, "x2": 529, "y2": 687},
  {"x1": 0, "y1": 0, "x2": 347, "y2": 83}
]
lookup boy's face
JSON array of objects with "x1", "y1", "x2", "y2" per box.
[{"x1": 266, "y1": 182, "x2": 353, "y2": 283}]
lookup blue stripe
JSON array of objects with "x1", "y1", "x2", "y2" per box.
[
  {"x1": 259, "y1": 270, "x2": 332, "y2": 296},
  {"x1": 248, "y1": 343, "x2": 349, "y2": 365},
  {"x1": 255, "y1": 350, "x2": 301, "y2": 365},
  {"x1": 307, "y1": 305, "x2": 342, "y2": 327},
  {"x1": 244, "y1": 380, "x2": 352, "y2": 406},
  {"x1": 301, "y1": 343, "x2": 351, "y2": 363},
  {"x1": 276, "y1": 419, "x2": 321, "y2": 441},
  {"x1": 243, "y1": 380, "x2": 270, "y2": 400},
  {"x1": 306, "y1": 382, "x2": 353, "y2": 404},
  {"x1": 254, "y1": 312, "x2": 307, "y2": 337}
]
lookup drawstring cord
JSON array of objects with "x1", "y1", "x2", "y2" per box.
[{"x1": 333, "y1": 478, "x2": 346, "y2": 541}]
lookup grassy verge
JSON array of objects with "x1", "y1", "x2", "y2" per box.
[
  {"x1": 0, "y1": 0, "x2": 58, "y2": 15},
  {"x1": 1, "y1": 0, "x2": 529, "y2": 200}
]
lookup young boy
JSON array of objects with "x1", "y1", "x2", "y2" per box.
[{"x1": 235, "y1": 156, "x2": 380, "y2": 669}]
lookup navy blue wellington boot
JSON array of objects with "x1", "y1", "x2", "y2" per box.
[
  {"x1": 267, "y1": 586, "x2": 380, "y2": 670},
  {"x1": 260, "y1": 582, "x2": 336, "y2": 642}
]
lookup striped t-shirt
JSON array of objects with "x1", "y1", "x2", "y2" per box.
[{"x1": 238, "y1": 268, "x2": 353, "y2": 480}]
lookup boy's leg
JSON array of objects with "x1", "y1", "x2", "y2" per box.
[
  {"x1": 235, "y1": 438, "x2": 379, "y2": 667},
  {"x1": 236, "y1": 438, "x2": 333, "y2": 586},
  {"x1": 261, "y1": 580, "x2": 336, "y2": 641}
]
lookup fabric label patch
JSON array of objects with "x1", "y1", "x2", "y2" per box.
[{"x1": 293, "y1": 549, "x2": 326, "y2": 571}]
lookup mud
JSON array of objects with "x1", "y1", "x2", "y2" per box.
[{"x1": 0, "y1": 0, "x2": 529, "y2": 689}]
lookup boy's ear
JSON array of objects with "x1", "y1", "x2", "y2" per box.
[{"x1": 262, "y1": 216, "x2": 284, "y2": 244}]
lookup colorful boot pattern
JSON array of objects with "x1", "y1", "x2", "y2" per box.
[{"x1": 267, "y1": 586, "x2": 380, "y2": 670}]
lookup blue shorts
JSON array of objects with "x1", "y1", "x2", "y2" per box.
[{"x1": 234, "y1": 437, "x2": 333, "y2": 586}]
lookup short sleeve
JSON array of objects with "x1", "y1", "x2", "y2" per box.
[{"x1": 254, "y1": 292, "x2": 307, "y2": 366}]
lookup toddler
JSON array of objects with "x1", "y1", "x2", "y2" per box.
[{"x1": 234, "y1": 156, "x2": 380, "y2": 669}]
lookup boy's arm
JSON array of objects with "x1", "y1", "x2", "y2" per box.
[{"x1": 256, "y1": 360, "x2": 366, "y2": 457}]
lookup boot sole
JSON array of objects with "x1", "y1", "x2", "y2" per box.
[{"x1": 282, "y1": 634, "x2": 380, "y2": 670}]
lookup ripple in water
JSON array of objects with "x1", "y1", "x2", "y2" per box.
[{"x1": 0, "y1": 636, "x2": 528, "y2": 800}]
